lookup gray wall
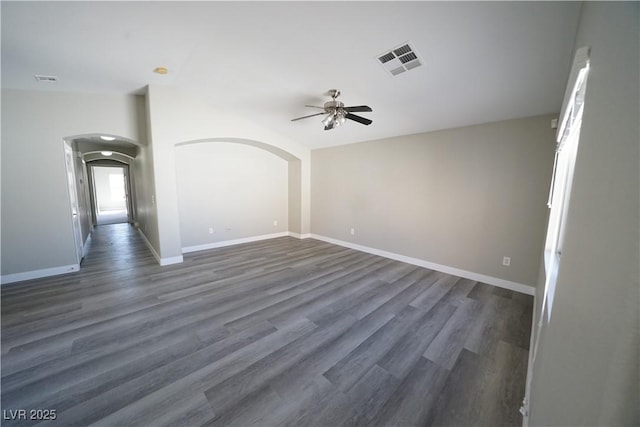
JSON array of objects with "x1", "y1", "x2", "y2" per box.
[
  {"x1": 175, "y1": 141, "x2": 288, "y2": 248},
  {"x1": 311, "y1": 114, "x2": 556, "y2": 286},
  {"x1": 528, "y1": 2, "x2": 639, "y2": 425},
  {"x1": 1, "y1": 89, "x2": 146, "y2": 278}
]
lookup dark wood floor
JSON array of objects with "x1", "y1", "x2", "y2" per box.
[{"x1": 1, "y1": 224, "x2": 532, "y2": 426}]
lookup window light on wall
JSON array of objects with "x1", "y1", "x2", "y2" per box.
[{"x1": 542, "y1": 45, "x2": 590, "y2": 323}]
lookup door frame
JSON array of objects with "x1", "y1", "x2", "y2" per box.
[
  {"x1": 87, "y1": 162, "x2": 134, "y2": 226},
  {"x1": 63, "y1": 140, "x2": 85, "y2": 264}
]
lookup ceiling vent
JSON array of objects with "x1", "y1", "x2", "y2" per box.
[
  {"x1": 34, "y1": 75, "x2": 58, "y2": 83},
  {"x1": 376, "y1": 42, "x2": 423, "y2": 77}
]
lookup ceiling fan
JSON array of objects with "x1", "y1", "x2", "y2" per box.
[{"x1": 291, "y1": 89, "x2": 372, "y2": 131}]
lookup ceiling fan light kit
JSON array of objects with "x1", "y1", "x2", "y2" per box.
[{"x1": 292, "y1": 89, "x2": 372, "y2": 131}]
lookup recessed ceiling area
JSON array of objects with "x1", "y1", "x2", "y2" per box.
[{"x1": 1, "y1": 1, "x2": 582, "y2": 149}]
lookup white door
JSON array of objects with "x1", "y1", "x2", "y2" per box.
[
  {"x1": 123, "y1": 166, "x2": 132, "y2": 223},
  {"x1": 64, "y1": 142, "x2": 84, "y2": 263}
]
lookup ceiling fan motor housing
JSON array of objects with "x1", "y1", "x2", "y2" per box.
[
  {"x1": 290, "y1": 89, "x2": 372, "y2": 130},
  {"x1": 324, "y1": 100, "x2": 344, "y2": 113}
]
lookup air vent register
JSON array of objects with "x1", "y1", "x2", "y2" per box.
[{"x1": 377, "y1": 42, "x2": 423, "y2": 76}]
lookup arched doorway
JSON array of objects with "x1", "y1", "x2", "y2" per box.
[{"x1": 63, "y1": 134, "x2": 141, "y2": 265}]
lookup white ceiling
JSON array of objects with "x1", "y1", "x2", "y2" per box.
[{"x1": 1, "y1": 1, "x2": 582, "y2": 149}]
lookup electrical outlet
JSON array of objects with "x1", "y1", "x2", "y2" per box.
[
  {"x1": 208, "y1": 227, "x2": 214, "y2": 234},
  {"x1": 503, "y1": 256, "x2": 511, "y2": 266},
  {"x1": 350, "y1": 228, "x2": 355, "y2": 236},
  {"x1": 273, "y1": 220, "x2": 278, "y2": 227}
]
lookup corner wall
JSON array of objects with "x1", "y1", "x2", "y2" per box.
[
  {"x1": 144, "y1": 85, "x2": 311, "y2": 263},
  {"x1": 311, "y1": 114, "x2": 556, "y2": 288}
]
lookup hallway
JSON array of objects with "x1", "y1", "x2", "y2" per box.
[
  {"x1": 95, "y1": 210, "x2": 129, "y2": 225},
  {"x1": 81, "y1": 224, "x2": 152, "y2": 266}
]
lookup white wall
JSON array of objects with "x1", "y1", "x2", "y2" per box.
[
  {"x1": 311, "y1": 114, "x2": 556, "y2": 287},
  {"x1": 528, "y1": 2, "x2": 639, "y2": 425},
  {"x1": 175, "y1": 142, "x2": 288, "y2": 249},
  {"x1": 1, "y1": 89, "x2": 146, "y2": 280},
  {"x1": 144, "y1": 85, "x2": 310, "y2": 263}
]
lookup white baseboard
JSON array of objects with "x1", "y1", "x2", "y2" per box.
[
  {"x1": 1, "y1": 263, "x2": 80, "y2": 285},
  {"x1": 182, "y1": 232, "x2": 290, "y2": 254},
  {"x1": 137, "y1": 229, "x2": 184, "y2": 266},
  {"x1": 521, "y1": 293, "x2": 539, "y2": 427},
  {"x1": 160, "y1": 256, "x2": 184, "y2": 266},
  {"x1": 137, "y1": 228, "x2": 161, "y2": 263},
  {"x1": 309, "y1": 234, "x2": 535, "y2": 296},
  {"x1": 287, "y1": 232, "x2": 312, "y2": 239},
  {"x1": 83, "y1": 233, "x2": 92, "y2": 257}
]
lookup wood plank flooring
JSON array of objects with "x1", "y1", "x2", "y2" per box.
[{"x1": 1, "y1": 224, "x2": 533, "y2": 426}]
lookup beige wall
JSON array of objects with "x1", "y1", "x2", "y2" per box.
[
  {"x1": 175, "y1": 141, "x2": 288, "y2": 248},
  {"x1": 311, "y1": 114, "x2": 556, "y2": 287},
  {"x1": 528, "y1": 2, "x2": 639, "y2": 425},
  {"x1": 132, "y1": 91, "x2": 160, "y2": 258},
  {"x1": 1, "y1": 89, "x2": 146, "y2": 280},
  {"x1": 288, "y1": 160, "x2": 302, "y2": 235},
  {"x1": 144, "y1": 85, "x2": 311, "y2": 263},
  {"x1": 0, "y1": 85, "x2": 308, "y2": 278}
]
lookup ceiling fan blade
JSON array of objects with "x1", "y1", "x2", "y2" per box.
[
  {"x1": 345, "y1": 113, "x2": 372, "y2": 125},
  {"x1": 344, "y1": 105, "x2": 372, "y2": 113},
  {"x1": 304, "y1": 105, "x2": 325, "y2": 109},
  {"x1": 291, "y1": 112, "x2": 326, "y2": 122}
]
